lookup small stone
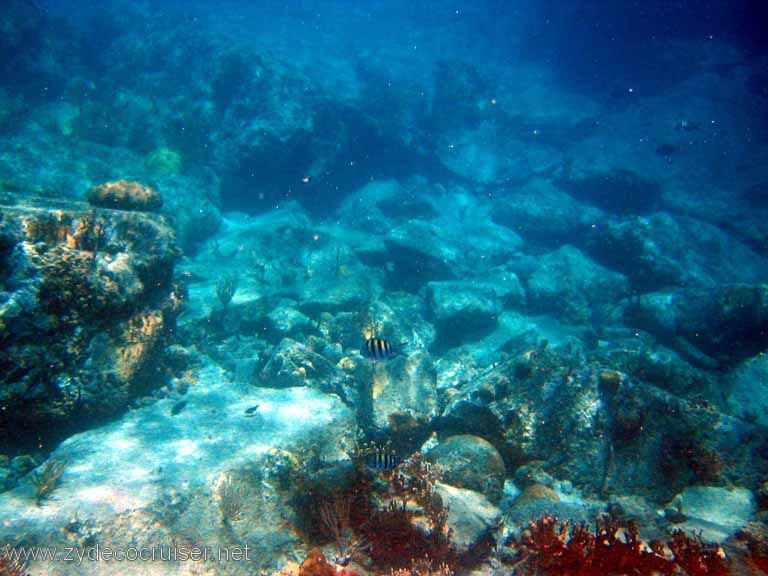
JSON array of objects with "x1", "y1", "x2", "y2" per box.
[
  {"x1": 513, "y1": 483, "x2": 560, "y2": 507},
  {"x1": 513, "y1": 462, "x2": 554, "y2": 489}
]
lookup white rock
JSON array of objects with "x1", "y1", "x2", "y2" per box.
[{"x1": 669, "y1": 485, "x2": 755, "y2": 544}]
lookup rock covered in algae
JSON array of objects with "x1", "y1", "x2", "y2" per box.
[
  {"x1": 87, "y1": 179, "x2": 163, "y2": 211},
  {"x1": 0, "y1": 196, "x2": 182, "y2": 451}
]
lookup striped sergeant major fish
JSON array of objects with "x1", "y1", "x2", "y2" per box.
[{"x1": 361, "y1": 337, "x2": 405, "y2": 361}]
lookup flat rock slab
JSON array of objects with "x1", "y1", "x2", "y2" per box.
[
  {"x1": 0, "y1": 361, "x2": 356, "y2": 575},
  {"x1": 668, "y1": 485, "x2": 755, "y2": 544}
]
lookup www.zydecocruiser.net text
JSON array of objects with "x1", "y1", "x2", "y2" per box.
[{"x1": 4, "y1": 544, "x2": 252, "y2": 566}]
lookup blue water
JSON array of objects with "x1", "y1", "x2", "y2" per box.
[{"x1": 2, "y1": 0, "x2": 768, "y2": 573}]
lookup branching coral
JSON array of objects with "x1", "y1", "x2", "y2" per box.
[{"x1": 505, "y1": 515, "x2": 728, "y2": 576}]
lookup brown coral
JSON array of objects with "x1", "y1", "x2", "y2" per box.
[{"x1": 87, "y1": 180, "x2": 162, "y2": 212}]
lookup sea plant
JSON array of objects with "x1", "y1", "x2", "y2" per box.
[
  {"x1": 216, "y1": 470, "x2": 250, "y2": 528},
  {"x1": 302, "y1": 451, "x2": 458, "y2": 574},
  {"x1": 30, "y1": 458, "x2": 66, "y2": 505},
  {"x1": 317, "y1": 492, "x2": 363, "y2": 563},
  {"x1": 216, "y1": 273, "x2": 238, "y2": 307}
]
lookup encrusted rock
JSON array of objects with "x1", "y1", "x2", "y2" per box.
[
  {"x1": 426, "y1": 434, "x2": 506, "y2": 504},
  {"x1": 259, "y1": 338, "x2": 359, "y2": 407},
  {"x1": 0, "y1": 198, "x2": 182, "y2": 449},
  {"x1": 260, "y1": 338, "x2": 337, "y2": 388},
  {"x1": 385, "y1": 220, "x2": 458, "y2": 289},
  {"x1": 490, "y1": 178, "x2": 602, "y2": 247},
  {"x1": 558, "y1": 167, "x2": 662, "y2": 214},
  {"x1": 87, "y1": 179, "x2": 163, "y2": 211},
  {"x1": 267, "y1": 305, "x2": 312, "y2": 338},
  {"x1": 583, "y1": 213, "x2": 767, "y2": 292},
  {"x1": 364, "y1": 350, "x2": 439, "y2": 430}
]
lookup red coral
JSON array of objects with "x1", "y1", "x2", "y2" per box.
[
  {"x1": 298, "y1": 548, "x2": 359, "y2": 576},
  {"x1": 506, "y1": 515, "x2": 729, "y2": 576},
  {"x1": 0, "y1": 550, "x2": 28, "y2": 576}
]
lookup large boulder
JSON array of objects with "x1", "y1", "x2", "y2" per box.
[
  {"x1": 558, "y1": 167, "x2": 662, "y2": 214},
  {"x1": 666, "y1": 485, "x2": 755, "y2": 544},
  {"x1": 625, "y1": 283, "x2": 768, "y2": 366},
  {"x1": 426, "y1": 274, "x2": 525, "y2": 349},
  {"x1": 583, "y1": 212, "x2": 768, "y2": 291},
  {"x1": 355, "y1": 350, "x2": 439, "y2": 432},
  {"x1": 436, "y1": 122, "x2": 560, "y2": 185},
  {"x1": 435, "y1": 483, "x2": 501, "y2": 555},
  {"x1": 427, "y1": 435, "x2": 506, "y2": 504},
  {"x1": 437, "y1": 346, "x2": 759, "y2": 504},
  {"x1": 526, "y1": 245, "x2": 629, "y2": 325},
  {"x1": 490, "y1": 178, "x2": 603, "y2": 247},
  {"x1": 727, "y1": 354, "x2": 768, "y2": 427},
  {"x1": 0, "y1": 197, "x2": 183, "y2": 449}
]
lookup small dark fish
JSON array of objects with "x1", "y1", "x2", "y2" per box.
[
  {"x1": 367, "y1": 447, "x2": 400, "y2": 472},
  {"x1": 655, "y1": 143, "x2": 678, "y2": 157},
  {"x1": 655, "y1": 143, "x2": 678, "y2": 165},
  {"x1": 170, "y1": 400, "x2": 188, "y2": 416},
  {"x1": 361, "y1": 337, "x2": 405, "y2": 361},
  {"x1": 244, "y1": 404, "x2": 260, "y2": 417}
]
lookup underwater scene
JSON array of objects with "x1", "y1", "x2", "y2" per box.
[{"x1": 1, "y1": 0, "x2": 768, "y2": 574}]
